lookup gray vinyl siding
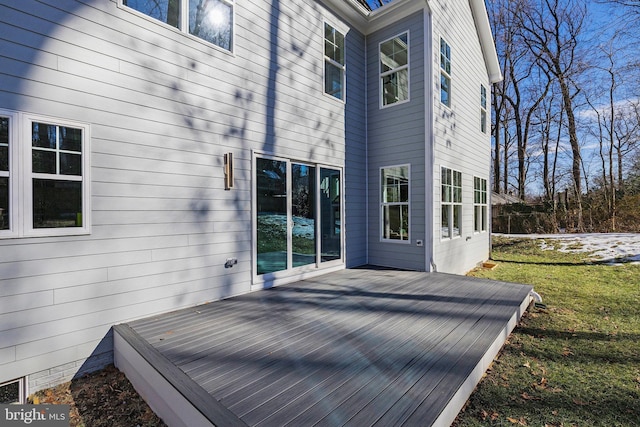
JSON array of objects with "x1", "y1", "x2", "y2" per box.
[
  {"x1": 366, "y1": 11, "x2": 427, "y2": 271},
  {"x1": 430, "y1": 1, "x2": 492, "y2": 274},
  {"x1": 344, "y1": 29, "x2": 368, "y2": 268},
  {"x1": 0, "y1": 0, "x2": 356, "y2": 390}
]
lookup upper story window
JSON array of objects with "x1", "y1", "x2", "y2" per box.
[
  {"x1": 441, "y1": 166, "x2": 461, "y2": 239},
  {"x1": 0, "y1": 116, "x2": 10, "y2": 232},
  {"x1": 1, "y1": 110, "x2": 91, "y2": 238},
  {"x1": 474, "y1": 176, "x2": 488, "y2": 233},
  {"x1": 324, "y1": 23, "x2": 345, "y2": 100},
  {"x1": 440, "y1": 38, "x2": 451, "y2": 107},
  {"x1": 381, "y1": 165, "x2": 410, "y2": 242},
  {"x1": 380, "y1": 32, "x2": 409, "y2": 107},
  {"x1": 123, "y1": 0, "x2": 233, "y2": 51},
  {"x1": 480, "y1": 84, "x2": 488, "y2": 133}
]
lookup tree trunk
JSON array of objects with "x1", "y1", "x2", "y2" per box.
[
  {"x1": 493, "y1": 84, "x2": 501, "y2": 194},
  {"x1": 557, "y1": 67, "x2": 583, "y2": 230}
]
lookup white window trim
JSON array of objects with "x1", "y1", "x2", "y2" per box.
[
  {"x1": 379, "y1": 31, "x2": 410, "y2": 109},
  {"x1": 474, "y1": 176, "x2": 488, "y2": 233},
  {"x1": 441, "y1": 166, "x2": 462, "y2": 241},
  {"x1": 323, "y1": 21, "x2": 347, "y2": 103},
  {"x1": 380, "y1": 164, "x2": 411, "y2": 244},
  {"x1": 0, "y1": 111, "x2": 91, "y2": 239},
  {"x1": 0, "y1": 377, "x2": 27, "y2": 404},
  {"x1": 24, "y1": 114, "x2": 91, "y2": 237},
  {"x1": 118, "y1": 0, "x2": 236, "y2": 54},
  {"x1": 440, "y1": 36, "x2": 452, "y2": 108},
  {"x1": 0, "y1": 110, "x2": 19, "y2": 238},
  {"x1": 480, "y1": 84, "x2": 488, "y2": 133}
]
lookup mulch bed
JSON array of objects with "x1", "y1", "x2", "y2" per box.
[{"x1": 29, "y1": 364, "x2": 166, "y2": 427}]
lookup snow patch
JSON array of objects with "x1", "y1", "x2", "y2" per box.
[{"x1": 497, "y1": 233, "x2": 640, "y2": 265}]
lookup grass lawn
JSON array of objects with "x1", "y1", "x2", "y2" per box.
[{"x1": 454, "y1": 236, "x2": 640, "y2": 427}]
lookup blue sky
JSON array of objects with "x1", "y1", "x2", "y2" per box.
[{"x1": 365, "y1": 0, "x2": 394, "y2": 9}]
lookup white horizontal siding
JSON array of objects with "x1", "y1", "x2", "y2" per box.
[
  {"x1": 0, "y1": 0, "x2": 353, "y2": 389},
  {"x1": 430, "y1": 0, "x2": 492, "y2": 274}
]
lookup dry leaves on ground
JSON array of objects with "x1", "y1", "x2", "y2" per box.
[{"x1": 29, "y1": 364, "x2": 165, "y2": 427}]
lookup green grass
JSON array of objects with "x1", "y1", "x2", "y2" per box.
[{"x1": 454, "y1": 236, "x2": 640, "y2": 427}]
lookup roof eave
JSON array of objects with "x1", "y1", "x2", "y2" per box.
[
  {"x1": 468, "y1": 0, "x2": 503, "y2": 83},
  {"x1": 321, "y1": 0, "x2": 502, "y2": 82},
  {"x1": 321, "y1": 0, "x2": 429, "y2": 35}
]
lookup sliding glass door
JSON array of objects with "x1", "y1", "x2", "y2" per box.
[
  {"x1": 255, "y1": 156, "x2": 341, "y2": 276},
  {"x1": 256, "y1": 158, "x2": 288, "y2": 275},
  {"x1": 292, "y1": 163, "x2": 316, "y2": 268},
  {"x1": 320, "y1": 167, "x2": 341, "y2": 262}
]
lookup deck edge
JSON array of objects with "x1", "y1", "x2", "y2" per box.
[
  {"x1": 431, "y1": 286, "x2": 534, "y2": 427},
  {"x1": 113, "y1": 324, "x2": 247, "y2": 427}
]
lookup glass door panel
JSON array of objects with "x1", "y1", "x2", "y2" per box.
[
  {"x1": 256, "y1": 158, "x2": 287, "y2": 275},
  {"x1": 320, "y1": 167, "x2": 341, "y2": 262},
  {"x1": 292, "y1": 164, "x2": 316, "y2": 268}
]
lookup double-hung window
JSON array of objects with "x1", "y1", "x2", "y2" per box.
[
  {"x1": 380, "y1": 32, "x2": 409, "y2": 107},
  {"x1": 0, "y1": 110, "x2": 91, "y2": 238},
  {"x1": 440, "y1": 38, "x2": 452, "y2": 107},
  {"x1": 441, "y1": 167, "x2": 461, "y2": 239},
  {"x1": 480, "y1": 85, "x2": 488, "y2": 133},
  {"x1": 381, "y1": 165, "x2": 409, "y2": 241},
  {"x1": 474, "y1": 177, "x2": 488, "y2": 233},
  {"x1": 0, "y1": 114, "x2": 11, "y2": 233},
  {"x1": 122, "y1": 0, "x2": 234, "y2": 51},
  {"x1": 324, "y1": 23, "x2": 345, "y2": 100}
]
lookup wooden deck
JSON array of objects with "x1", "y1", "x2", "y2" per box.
[{"x1": 114, "y1": 268, "x2": 533, "y2": 427}]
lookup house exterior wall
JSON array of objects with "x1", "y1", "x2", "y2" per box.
[
  {"x1": 344, "y1": 28, "x2": 368, "y2": 268},
  {"x1": 429, "y1": 0, "x2": 492, "y2": 274},
  {"x1": 365, "y1": 11, "x2": 428, "y2": 271},
  {"x1": 0, "y1": 0, "x2": 497, "y2": 397},
  {"x1": 0, "y1": 0, "x2": 365, "y2": 392}
]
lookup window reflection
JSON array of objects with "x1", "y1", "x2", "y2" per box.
[
  {"x1": 33, "y1": 180, "x2": 82, "y2": 228},
  {"x1": 189, "y1": 0, "x2": 233, "y2": 51}
]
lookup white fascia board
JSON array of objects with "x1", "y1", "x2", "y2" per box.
[
  {"x1": 320, "y1": 0, "x2": 370, "y2": 32},
  {"x1": 367, "y1": 0, "x2": 429, "y2": 33},
  {"x1": 468, "y1": 0, "x2": 503, "y2": 83}
]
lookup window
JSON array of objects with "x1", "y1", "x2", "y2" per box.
[
  {"x1": 0, "y1": 116, "x2": 10, "y2": 232},
  {"x1": 480, "y1": 85, "x2": 488, "y2": 133},
  {"x1": 324, "y1": 23, "x2": 345, "y2": 100},
  {"x1": 441, "y1": 167, "x2": 461, "y2": 239},
  {"x1": 440, "y1": 38, "x2": 451, "y2": 107},
  {"x1": 0, "y1": 377, "x2": 26, "y2": 404},
  {"x1": 122, "y1": 0, "x2": 233, "y2": 51},
  {"x1": 381, "y1": 165, "x2": 409, "y2": 241},
  {"x1": 30, "y1": 122, "x2": 85, "y2": 229},
  {"x1": 380, "y1": 32, "x2": 409, "y2": 107},
  {"x1": 0, "y1": 110, "x2": 91, "y2": 238},
  {"x1": 474, "y1": 177, "x2": 488, "y2": 233}
]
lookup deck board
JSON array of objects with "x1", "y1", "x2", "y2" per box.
[{"x1": 119, "y1": 268, "x2": 532, "y2": 427}]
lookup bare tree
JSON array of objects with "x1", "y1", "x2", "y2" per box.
[
  {"x1": 614, "y1": 101, "x2": 640, "y2": 186},
  {"x1": 598, "y1": 0, "x2": 640, "y2": 9},
  {"x1": 490, "y1": 0, "x2": 556, "y2": 200},
  {"x1": 516, "y1": 0, "x2": 587, "y2": 229},
  {"x1": 488, "y1": 0, "x2": 513, "y2": 194},
  {"x1": 584, "y1": 39, "x2": 619, "y2": 229},
  {"x1": 535, "y1": 82, "x2": 563, "y2": 204}
]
